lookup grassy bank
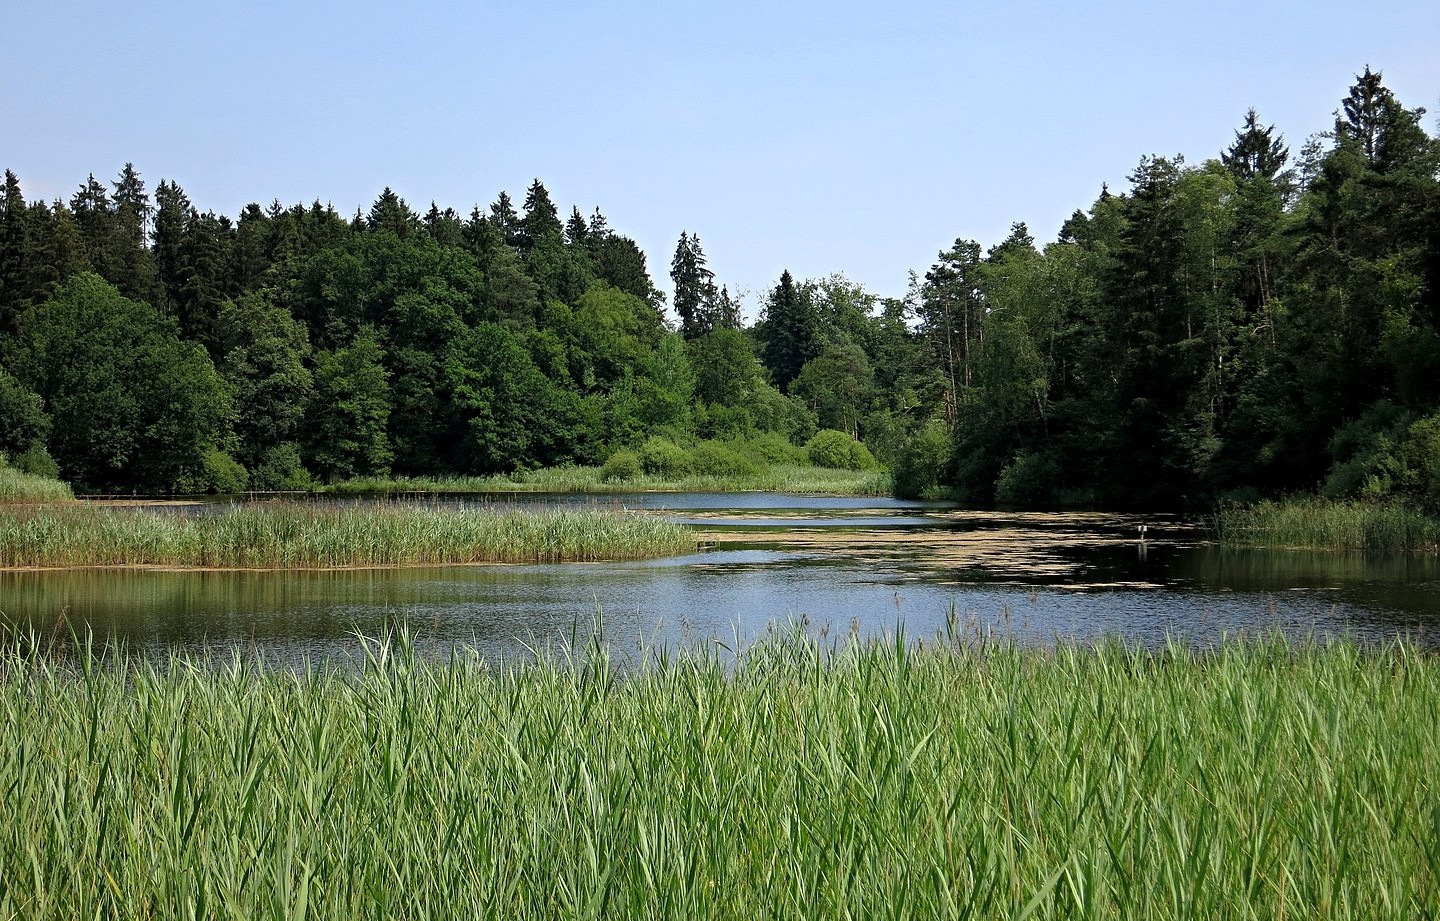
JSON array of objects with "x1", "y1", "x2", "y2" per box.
[
  {"x1": 324, "y1": 464, "x2": 893, "y2": 497},
  {"x1": 1213, "y1": 497, "x2": 1440, "y2": 551},
  {"x1": 0, "y1": 503, "x2": 695, "y2": 569},
  {"x1": 0, "y1": 466, "x2": 73, "y2": 502},
  {"x1": 1, "y1": 632, "x2": 1436, "y2": 918}
]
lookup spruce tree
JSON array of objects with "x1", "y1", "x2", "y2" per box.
[
  {"x1": 670, "y1": 231, "x2": 717, "y2": 339},
  {"x1": 759, "y1": 269, "x2": 817, "y2": 392}
]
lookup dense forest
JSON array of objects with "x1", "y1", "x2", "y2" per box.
[{"x1": 1, "y1": 68, "x2": 1437, "y2": 508}]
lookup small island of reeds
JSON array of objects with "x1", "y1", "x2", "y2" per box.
[
  {"x1": 1, "y1": 631, "x2": 1437, "y2": 918},
  {"x1": 1213, "y1": 497, "x2": 1440, "y2": 551},
  {"x1": 0, "y1": 502, "x2": 694, "y2": 569}
]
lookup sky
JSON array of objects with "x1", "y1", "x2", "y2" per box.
[{"x1": 4, "y1": 1, "x2": 1438, "y2": 317}]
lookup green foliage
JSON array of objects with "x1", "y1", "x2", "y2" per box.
[
  {"x1": 993, "y1": 451, "x2": 1061, "y2": 506},
  {"x1": 250, "y1": 443, "x2": 315, "y2": 491},
  {"x1": 307, "y1": 326, "x2": 392, "y2": 482},
  {"x1": 805, "y1": 429, "x2": 878, "y2": 471},
  {"x1": 12, "y1": 444, "x2": 60, "y2": 480},
  {"x1": 600, "y1": 448, "x2": 642, "y2": 483},
  {"x1": 689, "y1": 440, "x2": 762, "y2": 478},
  {"x1": 0, "y1": 366, "x2": 49, "y2": 457},
  {"x1": 892, "y1": 422, "x2": 954, "y2": 499},
  {"x1": 8, "y1": 273, "x2": 232, "y2": 492},
  {"x1": 3, "y1": 634, "x2": 1439, "y2": 918},
  {"x1": 0, "y1": 504, "x2": 695, "y2": 567},
  {"x1": 790, "y1": 342, "x2": 874, "y2": 436},
  {"x1": 217, "y1": 292, "x2": 314, "y2": 468},
  {"x1": 639, "y1": 436, "x2": 693, "y2": 477},
  {"x1": 1213, "y1": 497, "x2": 1440, "y2": 551},
  {"x1": 757, "y1": 269, "x2": 818, "y2": 392},
  {"x1": 0, "y1": 450, "x2": 72, "y2": 501}
]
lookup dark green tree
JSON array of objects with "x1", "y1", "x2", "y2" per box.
[
  {"x1": 757, "y1": 270, "x2": 818, "y2": 393},
  {"x1": 306, "y1": 326, "x2": 392, "y2": 480},
  {"x1": 670, "y1": 231, "x2": 718, "y2": 339},
  {"x1": 8, "y1": 273, "x2": 233, "y2": 491}
]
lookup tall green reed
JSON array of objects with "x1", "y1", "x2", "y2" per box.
[
  {"x1": 1, "y1": 629, "x2": 1436, "y2": 918},
  {"x1": 0, "y1": 502, "x2": 695, "y2": 568},
  {"x1": 1213, "y1": 497, "x2": 1440, "y2": 551}
]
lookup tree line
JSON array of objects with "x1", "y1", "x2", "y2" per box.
[{"x1": 1, "y1": 68, "x2": 1437, "y2": 507}]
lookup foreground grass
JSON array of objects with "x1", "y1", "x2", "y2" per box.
[
  {"x1": 1213, "y1": 497, "x2": 1440, "y2": 551},
  {"x1": 325, "y1": 464, "x2": 894, "y2": 497},
  {"x1": 1, "y1": 632, "x2": 1437, "y2": 919},
  {"x1": 0, "y1": 466, "x2": 73, "y2": 502},
  {"x1": 0, "y1": 503, "x2": 695, "y2": 568}
]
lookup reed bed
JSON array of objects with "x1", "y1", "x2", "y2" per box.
[
  {"x1": 0, "y1": 466, "x2": 73, "y2": 502},
  {"x1": 326, "y1": 465, "x2": 893, "y2": 497},
  {"x1": 0, "y1": 503, "x2": 695, "y2": 569},
  {"x1": 1, "y1": 630, "x2": 1436, "y2": 919},
  {"x1": 1213, "y1": 497, "x2": 1440, "y2": 551}
]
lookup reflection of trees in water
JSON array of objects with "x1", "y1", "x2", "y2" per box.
[{"x1": 1175, "y1": 547, "x2": 1440, "y2": 592}]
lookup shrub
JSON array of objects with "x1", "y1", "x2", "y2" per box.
[
  {"x1": 741, "y1": 432, "x2": 807, "y2": 466},
  {"x1": 993, "y1": 451, "x2": 1060, "y2": 506},
  {"x1": 13, "y1": 445, "x2": 60, "y2": 480},
  {"x1": 200, "y1": 449, "x2": 249, "y2": 494},
  {"x1": 892, "y1": 422, "x2": 954, "y2": 499},
  {"x1": 250, "y1": 444, "x2": 315, "y2": 492},
  {"x1": 689, "y1": 441, "x2": 761, "y2": 478},
  {"x1": 805, "y1": 430, "x2": 877, "y2": 471},
  {"x1": 638, "y1": 437, "x2": 693, "y2": 478},
  {"x1": 600, "y1": 448, "x2": 642, "y2": 483}
]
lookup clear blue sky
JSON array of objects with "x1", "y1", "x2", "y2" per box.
[{"x1": 4, "y1": 1, "x2": 1438, "y2": 316}]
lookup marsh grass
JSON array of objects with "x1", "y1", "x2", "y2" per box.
[
  {"x1": 1, "y1": 629, "x2": 1437, "y2": 919},
  {"x1": 325, "y1": 464, "x2": 894, "y2": 497},
  {"x1": 1213, "y1": 497, "x2": 1440, "y2": 551},
  {"x1": 0, "y1": 466, "x2": 73, "y2": 502},
  {"x1": 0, "y1": 503, "x2": 695, "y2": 569}
]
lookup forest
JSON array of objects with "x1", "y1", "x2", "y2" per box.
[{"x1": 1, "y1": 67, "x2": 1437, "y2": 510}]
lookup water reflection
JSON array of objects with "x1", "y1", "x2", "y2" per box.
[{"x1": 3, "y1": 494, "x2": 1438, "y2": 665}]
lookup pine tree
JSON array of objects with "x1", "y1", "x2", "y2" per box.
[
  {"x1": 670, "y1": 231, "x2": 717, "y2": 339},
  {"x1": 0, "y1": 170, "x2": 30, "y2": 330},
  {"x1": 367, "y1": 187, "x2": 417, "y2": 237},
  {"x1": 564, "y1": 206, "x2": 590, "y2": 248},
  {"x1": 152, "y1": 180, "x2": 192, "y2": 316},
  {"x1": 1222, "y1": 110, "x2": 1292, "y2": 185},
  {"x1": 759, "y1": 269, "x2": 817, "y2": 392},
  {"x1": 489, "y1": 191, "x2": 521, "y2": 249},
  {"x1": 518, "y1": 179, "x2": 562, "y2": 253}
]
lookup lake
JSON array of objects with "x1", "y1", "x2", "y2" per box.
[{"x1": 2, "y1": 493, "x2": 1437, "y2": 665}]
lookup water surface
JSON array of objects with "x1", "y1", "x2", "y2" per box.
[{"x1": 3, "y1": 493, "x2": 1437, "y2": 664}]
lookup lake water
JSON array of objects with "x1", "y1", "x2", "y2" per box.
[{"x1": 2, "y1": 493, "x2": 1438, "y2": 665}]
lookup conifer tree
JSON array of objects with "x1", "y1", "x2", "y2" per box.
[
  {"x1": 670, "y1": 231, "x2": 717, "y2": 339},
  {"x1": 759, "y1": 269, "x2": 817, "y2": 392}
]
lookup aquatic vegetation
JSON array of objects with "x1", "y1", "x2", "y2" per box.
[
  {"x1": 1213, "y1": 497, "x2": 1440, "y2": 551},
  {"x1": 0, "y1": 466, "x2": 73, "y2": 502},
  {"x1": 0, "y1": 630, "x2": 1435, "y2": 918},
  {"x1": 0, "y1": 502, "x2": 695, "y2": 568},
  {"x1": 324, "y1": 464, "x2": 893, "y2": 497}
]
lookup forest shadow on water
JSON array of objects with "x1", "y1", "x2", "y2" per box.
[{"x1": 1, "y1": 496, "x2": 1438, "y2": 667}]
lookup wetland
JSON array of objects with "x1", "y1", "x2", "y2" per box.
[{"x1": 3, "y1": 492, "x2": 1437, "y2": 664}]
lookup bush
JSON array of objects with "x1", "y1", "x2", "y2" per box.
[
  {"x1": 993, "y1": 451, "x2": 1060, "y2": 506},
  {"x1": 892, "y1": 422, "x2": 954, "y2": 499},
  {"x1": 741, "y1": 432, "x2": 807, "y2": 466},
  {"x1": 201, "y1": 449, "x2": 249, "y2": 494},
  {"x1": 250, "y1": 444, "x2": 315, "y2": 492},
  {"x1": 638, "y1": 437, "x2": 693, "y2": 478},
  {"x1": 13, "y1": 445, "x2": 60, "y2": 480},
  {"x1": 600, "y1": 448, "x2": 642, "y2": 483},
  {"x1": 805, "y1": 430, "x2": 878, "y2": 471},
  {"x1": 689, "y1": 441, "x2": 761, "y2": 478}
]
